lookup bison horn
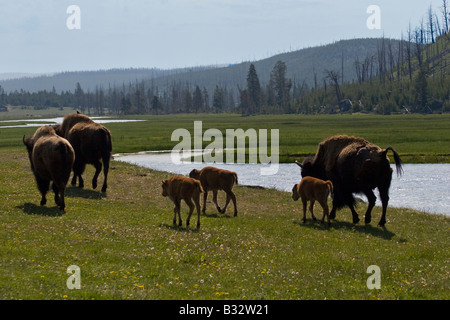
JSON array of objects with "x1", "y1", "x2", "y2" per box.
[{"x1": 295, "y1": 160, "x2": 303, "y2": 168}]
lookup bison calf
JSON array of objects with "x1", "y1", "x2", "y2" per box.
[
  {"x1": 189, "y1": 166, "x2": 238, "y2": 216},
  {"x1": 23, "y1": 126, "x2": 75, "y2": 210},
  {"x1": 161, "y1": 175, "x2": 204, "y2": 229},
  {"x1": 292, "y1": 176, "x2": 333, "y2": 225}
]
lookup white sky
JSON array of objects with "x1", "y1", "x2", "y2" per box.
[{"x1": 0, "y1": 0, "x2": 441, "y2": 73}]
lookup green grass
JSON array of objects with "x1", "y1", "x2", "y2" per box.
[
  {"x1": 3, "y1": 112, "x2": 450, "y2": 163},
  {"x1": 0, "y1": 112, "x2": 449, "y2": 300},
  {"x1": 101, "y1": 113, "x2": 450, "y2": 163}
]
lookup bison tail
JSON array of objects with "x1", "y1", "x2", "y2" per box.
[
  {"x1": 233, "y1": 173, "x2": 239, "y2": 185},
  {"x1": 326, "y1": 180, "x2": 334, "y2": 195},
  {"x1": 384, "y1": 146, "x2": 403, "y2": 177}
]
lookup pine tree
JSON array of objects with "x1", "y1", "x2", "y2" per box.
[
  {"x1": 192, "y1": 85, "x2": 203, "y2": 113},
  {"x1": 246, "y1": 64, "x2": 261, "y2": 115},
  {"x1": 269, "y1": 61, "x2": 292, "y2": 110}
]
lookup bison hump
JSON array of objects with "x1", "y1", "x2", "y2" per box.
[{"x1": 314, "y1": 135, "x2": 369, "y2": 172}]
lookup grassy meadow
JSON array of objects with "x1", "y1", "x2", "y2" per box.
[{"x1": 0, "y1": 112, "x2": 449, "y2": 300}]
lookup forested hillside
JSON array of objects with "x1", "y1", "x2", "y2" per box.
[{"x1": 0, "y1": 2, "x2": 449, "y2": 115}]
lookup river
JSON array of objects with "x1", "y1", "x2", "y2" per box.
[{"x1": 114, "y1": 150, "x2": 450, "y2": 216}]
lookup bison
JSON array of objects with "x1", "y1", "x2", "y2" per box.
[
  {"x1": 23, "y1": 125, "x2": 75, "y2": 210},
  {"x1": 189, "y1": 166, "x2": 238, "y2": 217},
  {"x1": 56, "y1": 113, "x2": 112, "y2": 192},
  {"x1": 161, "y1": 175, "x2": 204, "y2": 229},
  {"x1": 295, "y1": 135, "x2": 403, "y2": 227},
  {"x1": 292, "y1": 176, "x2": 333, "y2": 225}
]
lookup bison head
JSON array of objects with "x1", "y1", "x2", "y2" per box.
[
  {"x1": 295, "y1": 158, "x2": 315, "y2": 178},
  {"x1": 161, "y1": 180, "x2": 168, "y2": 197},
  {"x1": 22, "y1": 135, "x2": 34, "y2": 156},
  {"x1": 189, "y1": 169, "x2": 200, "y2": 180},
  {"x1": 291, "y1": 184, "x2": 299, "y2": 201}
]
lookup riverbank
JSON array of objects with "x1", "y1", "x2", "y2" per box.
[
  {"x1": 1, "y1": 148, "x2": 448, "y2": 300},
  {"x1": 3, "y1": 113, "x2": 450, "y2": 164}
]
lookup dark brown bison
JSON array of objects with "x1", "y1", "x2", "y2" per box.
[
  {"x1": 56, "y1": 113, "x2": 112, "y2": 192},
  {"x1": 23, "y1": 125, "x2": 75, "y2": 210},
  {"x1": 161, "y1": 175, "x2": 204, "y2": 229},
  {"x1": 295, "y1": 135, "x2": 403, "y2": 227},
  {"x1": 189, "y1": 166, "x2": 238, "y2": 216}
]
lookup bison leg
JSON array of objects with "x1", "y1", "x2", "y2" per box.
[
  {"x1": 184, "y1": 198, "x2": 195, "y2": 228},
  {"x1": 363, "y1": 189, "x2": 377, "y2": 224},
  {"x1": 173, "y1": 199, "x2": 182, "y2": 226},
  {"x1": 309, "y1": 200, "x2": 317, "y2": 221},
  {"x1": 341, "y1": 191, "x2": 360, "y2": 224},
  {"x1": 194, "y1": 195, "x2": 201, "y2": 229},
  {"x1": 212, "y1": 190, "x2": 221, "y2": 213},
  {"x1": 101, "y1": 155, "x2": 109, "y2": 192},
  {"x1": 52, "y1": 183, "x2": 66, "y2": 211},
  {"x1": 72, "y1": 157, "x2": 85, "y2": 188},
  {"x1": 91, "y1": 159, "x2": 102, "y2": 190},
  {"x1": 221, "y1": 190, "x2": 237, "y2": 216},
  {"x1": 378, "y1": 187, "x2": 390, "y2": 227},
  {"x1": 35, "y1": 175, "x2": 50, "y2": 206},
  {"x1": 319, "y1": 199, "x2": 330, "y2": 226},
  {"x1": 202, "y1": 190, "x2": 208, "y2": 213},
  {"x1": 301, "y1": 198, "x2": 307, "y2": 223}
]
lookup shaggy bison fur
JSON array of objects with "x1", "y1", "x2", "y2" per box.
[
  {"x1": 23, "y1": 125, "x2": 75, "y2": 210},
  {"x1": 296, "y1": 135, "x2": 403, "y2": 226},
  {"x1": 56, "y1": 113, "x2": 112, "y2": 192}
]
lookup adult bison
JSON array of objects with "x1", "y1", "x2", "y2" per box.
[
  {"x1": 56, "y1": 113, "x2": 112, "y2": 192},
  {"x1": 295, "y1": 135, "x2": 403, "y2": 227},
  {"x1": 23, "y1": 125, "x2": 75, "y2": 210}
]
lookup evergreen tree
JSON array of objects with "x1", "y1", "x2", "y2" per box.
[
  {"x1": 212, "y1": 85, "x2": 224, "y2": 113},
  {"x1": 192, "y1": 85, "x2": 203, "y2": 113},
  {"x1": 269, "y1": 61, "x2": 292, "y2": 110},
  {"x1": 414, "y1": 64, "x2": 429, "y2": 112},
  {"x1": 182, "y1": 87, "x2": 193, "y2": 113},
  {"x1": 246, "y1": 63, "x2": 261, "y2": 114}
]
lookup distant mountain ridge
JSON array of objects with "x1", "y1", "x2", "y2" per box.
[{"x1": 0, "y1": 38, "x2": 402, "y2": 94}]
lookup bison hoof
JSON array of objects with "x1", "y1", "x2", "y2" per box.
[
  {"x1": 312, "y1": 217, "x2": 317, "y2": 221},
  {"x1": 378, "y1": 221, "x2": 386, "y2": 227},
  {"x1": 101, "y1": 186, "x2": 107, "y2": 192},
  {"x1": 92, "y1": 181, "x2": 97, "y2": 189},
  {"x1": 234, "y1": 212, "x2": 237, "y2": 217},
  {"x1": 353, "y1": 217, "x2": 360, "y2": 224},
  {"x1": 302, "y1": 219, "x2": 306, "y2": 223}
]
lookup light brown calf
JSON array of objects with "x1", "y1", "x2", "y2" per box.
[
  {"x1": 189, "y1": 166, "x2": 238, "y2": 216},
  {"x1": 161, "y1": 175, "x2": 204, "y2": 229},
  {"x1": 292, "y1": 176, "x2": 333, "y2": 225}
]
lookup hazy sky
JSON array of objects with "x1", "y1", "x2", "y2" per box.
[{"x1": 0, "y1": 0, "x2": 441, "y2": 73}]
